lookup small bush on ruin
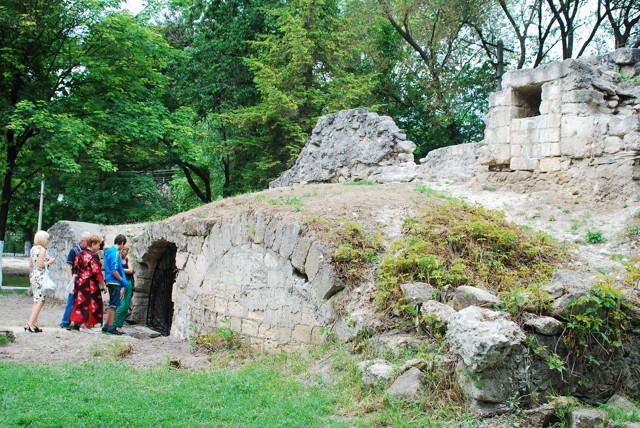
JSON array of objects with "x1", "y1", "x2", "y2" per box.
[
  {"x1": 194, "y1": 327, "x2": 246, "y2": 353},
  {"x1": 585, "y1": 229, "x2": 606, "y2": 244},
  {"x1": 330, "y1": 220, "x2": 383, "y2": 286}
]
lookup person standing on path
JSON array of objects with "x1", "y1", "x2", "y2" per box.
[
  {"x1": 25, "y1": 230, "x2": 56, "y2": 333},
  {"x1": 114, "y1": 244, "x2": 134, "y2": 330},
  {"x1": 60, "y1": 231, "x2": 91, "y2": 329},
  {"x1": 70, "y1": 234, "x2": 106, "y2": 333},
  {"x1": 103, "y1": 234, "x2": 128, "y2": 335}
]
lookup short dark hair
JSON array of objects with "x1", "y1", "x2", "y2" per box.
[{"x1": 114, "y1": 234, "x2": 127, "y2": 246}]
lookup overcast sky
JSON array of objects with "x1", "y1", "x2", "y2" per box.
[{"x1": 121, "y1": 0, "x2": 144, "y2": 14}]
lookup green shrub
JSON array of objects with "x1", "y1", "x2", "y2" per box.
[
  {"x1": 331, "y1": 220, "x2": 383, "y2": 285},
  {"x1": 564, "y1": 279, "x2": 629, "y2": 362},
  {"x1": 585, "y1": 229, "x2": 606, "y2": 244}
]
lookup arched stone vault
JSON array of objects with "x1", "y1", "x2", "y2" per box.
[{"x1": 132, "y1": 210, "x2": 339, "y2": 351}]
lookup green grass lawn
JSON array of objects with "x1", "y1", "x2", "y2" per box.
[
  {"x1": 0, "y1": 361, "x2": 348, "y2": 428},
  {"x1": 3, "y1": 274, "x2": 29, "y2": 287}
]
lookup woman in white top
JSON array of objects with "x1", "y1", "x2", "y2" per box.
[{"x1": 26, "y1": 230, "x2": 56, "y2": 333}]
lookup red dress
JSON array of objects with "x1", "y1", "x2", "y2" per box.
[{"x1": 70, "y1": 249, "x2": 104, "y2": 327}]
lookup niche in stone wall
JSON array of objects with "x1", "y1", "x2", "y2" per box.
[{"x1": 513, "y1": 84, "x2": 543, "y2": 118}]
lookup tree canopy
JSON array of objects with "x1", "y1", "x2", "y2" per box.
[{"x1": 0, "y1": 0, "x2": 637, "y2": 250}]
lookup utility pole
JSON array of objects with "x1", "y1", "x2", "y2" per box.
[{"x1": 37, "y1": 175, "x2": 44, "y2": 231}]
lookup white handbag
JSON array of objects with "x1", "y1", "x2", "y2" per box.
[{"x1": 42, "y1": 270, "x2": 57, "y2": 291}]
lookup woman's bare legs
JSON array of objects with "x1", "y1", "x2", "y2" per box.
[{"x1": 27, "y1": 300, "x2": 45, "y2": 328}]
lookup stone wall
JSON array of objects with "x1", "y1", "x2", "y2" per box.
[{"x1": 478, "y1": 48, "x2": 640, "y2": 200}]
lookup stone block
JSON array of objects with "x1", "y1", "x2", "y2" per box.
[
  {"x1": 229, "y1": 215, "x2": 244, "y2": 247},
  {"x1": 539, "y1": 143, "x2": 561, "y2": 157},
  {"x1": 541, "y1": 81, "x2": 561, "y2": 100},
  {"x1": 560, "y1": 137, "x2": 592, "y2": 159},
  {"x1": 561, "y1": 89, "x2": 605, "y2": 105},
  {"x1": 304, "y1": 241, "x2": 327, "y2": 282},
  {"x1": 561, "y1": 116, "x2": 595, "y2": 138},
  {"x1": 263, "y1": 215, "x2": 278, "y2": 248},
  {"x1": 227, "y1": 301, "x2": 247, "y2": 318},
  {"x1": 311, "y1": 263, "x2": 343, "y2": 300},
  {"x1": 604, "y1": 136, "x2": 623, "y2": 154},
  {"x1": 623, "y1": 133, "x2": 640, "y2": 150},
  {"x1": 252, "y1": 212, "x2": 266, "y2": 244},
  {"x1": 510, "y1": 144, "x2": 525, "y2": 157},
  {"x1": 510, "y1": 156, "x2": 538, "y2": 171},
  {"x1": 212, "y1": 297, "x2": 228, "y2": 314},
  {"x1": 488, "y1": 90, "x2": 518, "y2": 108},
  {"x1": 560, "y1": 103, "x2": 585, "y2": 115},
  {"x1": 538, "y1": 158, "x2": 563, "y2": 172},
  {"x1": 609, "y1": 115, "x2": 640, "y2": 137},
  {"x1": 241, "y1": 319, "x2": 259, "y2": 336},
  {"x1": 290, "y1": 237, "x2": 311, "y2": 275},
  {"x1": 484, "y1": 126, "x2": 511, "y2": 145},
  {"x1": 271, "y1": 219, "x2": 284, "y2": 253},
  {"x1": 503, "y1": 61, "x2": 568, "y2": 88},
  {"x1": 277, "y1": 325, "x2": 291, "y2": 341},
  {"x1": 257, "y1": 323, "x2": 276, "y2": 340},
  {"x1": 609, "y1": 48, "x2": 640, "y2": 65},
  {"x1": 570, "y1": 408, "x2": 607, "y2": 428},
  {"x1": 291, "y1": 324, "x2": 312, "y2": 343},
  {"x1": 229, "y1": 316, "x2": 242, "y2": 332},
  {"x1": 539, "y1": 127, "x2": 560, "y2": 143},
  {"x1": 484, "y1": 143, "x2": 511, "y2": 165}
]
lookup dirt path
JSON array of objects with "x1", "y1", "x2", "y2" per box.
[
  {"x1": 0, "y1": 292, "x2": 211, "y2": 369},
  {"x1": 1, "y1": 182, "x2": 638, "y2": 369},
  {"x1": 1, "y1": 256, "x2": 210, "y2": 369}
]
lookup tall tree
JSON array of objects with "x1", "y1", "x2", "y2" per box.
[
  {"x1": 603, "y1": 0, "x2": 640, "y2": 48},
  {"x1": 0, "y1": 1, "x2": 178, "y2": 246},
  {"x1": 362, "y1": 0, "x2": 493, "y2": 153},
  {"x1": 162, "y1": 0, "x2": 274, "y2": 198}
]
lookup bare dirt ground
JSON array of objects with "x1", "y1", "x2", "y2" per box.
[
  {"x1": 0, "y1": 258, "x2": 211, "y2": 370},
  {"x1": 1, "y1": 180, "x2": 638, "y2": 369}
]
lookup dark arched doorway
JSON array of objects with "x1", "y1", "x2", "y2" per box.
[{"x1": 146, "y1": 243, "x2": 177, "y2": 336}]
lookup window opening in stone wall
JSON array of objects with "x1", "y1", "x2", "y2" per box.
[
  {"x1": 146, "y1": 243, "x2": 177, "y2": 336},
  {"x1": 513, "y1": 84, "x2": 543, "y2": 117}
]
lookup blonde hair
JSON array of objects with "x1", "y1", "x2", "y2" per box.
[
  {"x1": 33, "y1": 230, "x2": 49, "y2": 246},
  {"x1": 121, "y1": 245, "x2": 130, "y2": 252}
]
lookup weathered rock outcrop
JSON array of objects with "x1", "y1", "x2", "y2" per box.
[{"x1": 269, "y1": 108, "x2": 417, "y2": 187}]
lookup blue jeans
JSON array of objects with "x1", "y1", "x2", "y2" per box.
[{"x1": 60, "y1": 293, "x2": 74, "y2": 327}]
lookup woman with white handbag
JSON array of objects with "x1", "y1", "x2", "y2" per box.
[{"x1": 25, "y1": 230, "x2": 56, "y2": 333}]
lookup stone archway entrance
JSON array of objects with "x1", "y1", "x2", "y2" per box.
[{"x1": 146, "y1": 243, "x2": 177, "y2": 336}]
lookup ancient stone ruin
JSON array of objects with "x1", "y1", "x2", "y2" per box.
[
  {"x1": 44, "y1": 48, "x2": 640, "y2": 416},
  {"x1": 269, "y1": 108, "x2": 418, "y2": 187},
  {"x1": 478, "y1": 48, "x2": 640, "y2": 200},
  {"x1": 272, "y1": 48, "x2": 640, "y2": 202}
]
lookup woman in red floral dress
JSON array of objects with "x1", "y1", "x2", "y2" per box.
[{"x1": 70, "y1": 235, "x2": 106, "y2": 333}]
